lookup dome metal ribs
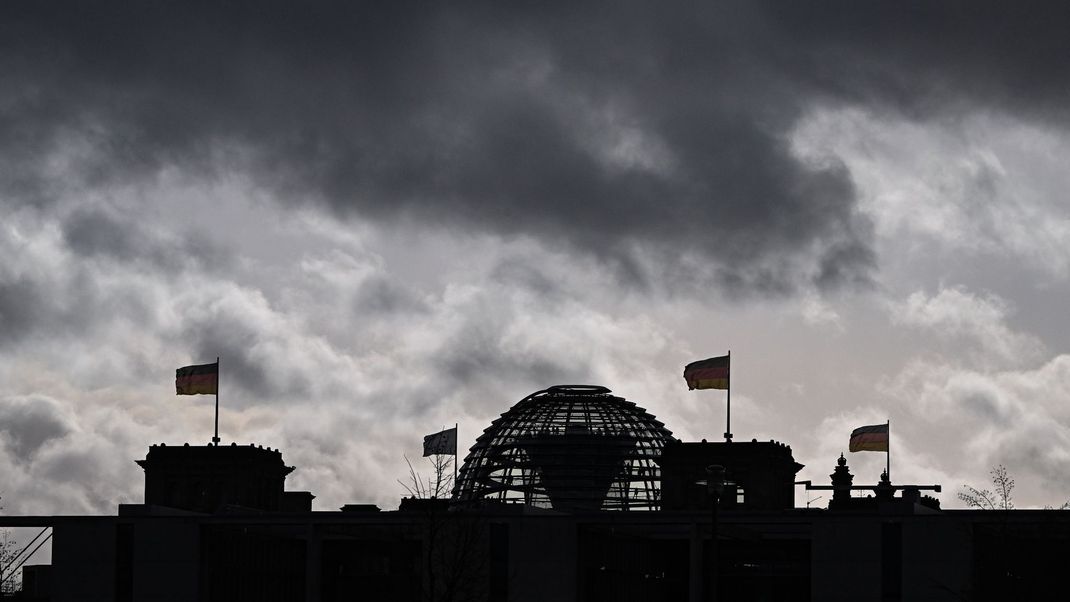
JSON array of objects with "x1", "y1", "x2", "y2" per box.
[{"x1": 453, "y1": 385, "x2": 676, "y2": 512}]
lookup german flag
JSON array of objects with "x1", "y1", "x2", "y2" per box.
[
  {"x1": 684, "y1": 355, "x2": 730, "y2": 390},
  {"x1": 849, "y1": 424, "x2": 889, "y2": 452},
  {"x1": 176, "y1": 362, "x2": 218, "y2": 395}
]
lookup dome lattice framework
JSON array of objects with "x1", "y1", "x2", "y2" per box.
[{"x1": 453, "y1": 385, "x2": 676, "y2": 511}]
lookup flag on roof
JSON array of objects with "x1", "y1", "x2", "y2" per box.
[
  {"x1": 683, "y1": 355, "x2": 730, "y2": 390},
  {"x1": 423, "y1": 427, "x2": 457, "y2": 456},
  {"x1": 849, "y1": 423, "x2": 889, "y2": 452},
  {"x1": 176, "y1": 362, "x2": 218, "y2": 395}
]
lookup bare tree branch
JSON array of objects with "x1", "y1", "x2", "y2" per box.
[{"x1": 959, "y1": 465, "x2": 1014, "y2": 510}]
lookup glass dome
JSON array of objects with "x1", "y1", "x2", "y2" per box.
[{"x1": 453, "y1": 385, "x2": 676, "y2": 511}]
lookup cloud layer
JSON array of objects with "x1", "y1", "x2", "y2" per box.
[{"x1": 4, "y1": 3, "x2": 1070, "y2": 515}]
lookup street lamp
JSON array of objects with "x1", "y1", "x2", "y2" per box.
[{"x1": 706, "y1": 464, "x2": 725, "y2": 602}]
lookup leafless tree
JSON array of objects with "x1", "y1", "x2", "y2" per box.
[
  {"x1": 398, "y1": 455, "x2": 489, "y2": 602},
  {"x1": 960, "y1": 465, "x2": 1070, "y2": 510},
  {"x1": 959, "y1": 465, "x2": 1015, "y2": 510},
  {"x1": 398, "y1": 454, "x2": 454, "y2": 500}
]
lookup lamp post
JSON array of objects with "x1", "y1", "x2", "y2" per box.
[{"x1": 706, "y1": 464, "x2": 725, "y2": 602}]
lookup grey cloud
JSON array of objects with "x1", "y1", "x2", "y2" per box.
[
  {"x1": 37, "y1": 448, "x2": 99, "y2": 485},
  {"x1": 0, "y1": 2, "x2": 859, "y2": 297},
  {"x1": 0, "y1": 277, "x2": 46, "y2": 344},
  {"x1": 353, "y1": 276, "x2": 428, "y2": 316},
  {"x1": 767, "y1": 2, "x2": 1070, "y2": 121},
  {"x1": 990, "y1": 423, "x2": 1070, "y2": 501},
  {"x1": 4, "y1": 2, "x2": 1070, "y2": 298},
  {"x1": 489, "y1": 257, "x2": 563, "y2": 300},
  {"x1": 0, "y1": 396, "x2": 73, "y2": 461},
  {"x1": 0, "y1": 213, "x2": 207, "y2": 350},
  {"x1": 62, "y1": 207, "x2": 230, "y2": 272},
  {"x1": 434, "y1": 316, "x2": 589, "y2": 393},
  {"x1": 63, "y1": 209, "x2": 138, "y2": 260},
  {"x1": 957, "y1": 389, "x2": 1007, "y2": 423},
  {"x1": 0, "y1": 267, "x2": 102, "y2": 347},
  {"x1": 188, "y1": 320, "x2": 274, "y2": 400},
  {"x1": 0, "y1": 399, "x2": 147, "y2": 514}
]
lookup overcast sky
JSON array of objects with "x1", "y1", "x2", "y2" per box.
[{"x1": 4, "y1": 2, "x2": 1070, "y2": 515}]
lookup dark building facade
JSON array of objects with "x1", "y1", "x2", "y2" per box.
[
  {"x1": 136, "y1": 443, "x2": 313, "y2": 514},
  {"x1": 4, "y1": 385, "x2": 1070, "y2": 601},
  {"x1": 658, "y1": 439, "x2": 804, "y2": 511},
  {"x1": 14, "y1": 491, "x2": 1070, "y2": 601}
]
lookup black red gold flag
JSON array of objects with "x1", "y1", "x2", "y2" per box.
[
  {"x1": 849, "y1": 424, "x2": 889, "y2": 452},
  {"x1": 683, "y1": 355, "x2": 730, "y2": 390},
  {"x1": 176, "y1": 362, "x2": 218, "y2": 395}
]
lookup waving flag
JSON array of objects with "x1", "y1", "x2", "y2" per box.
[
  {"x1": 684, "y1": 355, "x2": 730, "y2": 390},
  {"x1": 176, "y1": 362, "x2": 218, "y2": 395},
  {"x1": 849, "y1": 424, "x2": 889, "y2": 452},
  {"x1": 423, "y1": 427, "x2": 458, "y2": 456}
]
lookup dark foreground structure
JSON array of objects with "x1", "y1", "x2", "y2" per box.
[{"x1": 5, "y1": 386, "x2": 1070, "y2": 601}]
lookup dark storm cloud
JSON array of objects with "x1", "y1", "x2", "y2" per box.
[
  {"x1": 0, "y1": 206, "x2": 230, "y2": 350},
  {"x1": 185, "y1": 314, "x2": 275, "y2": 399},
  {"x1": 353, "y1": 276, "x2": 428, "y2": 316},
  {"x1": 766, "y1": 2, "x2": 1070, "y2": 121},
  {"x1": 0, "y1": 266, "x2": 102, "y2": 347},
  {"x1": 4, "y1": 2, "x2": 1070, "y2": 294},
  {"x1": 0, "y1": 277, "x2": 46, "y2": 344},
  {"x1": 62, "y1": 207, "x2": 230, "y2": 272},
  {"x1": 436, "y1": 320, "x2": 586, "y2": 391},
  {"x1": 0, "y1": 396, "x2": 72, "y2": 461},
  {"x1": 490, "y1": 258, "x2": 563, "y2": 300}
]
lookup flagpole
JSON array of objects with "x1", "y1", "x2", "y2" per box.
[
  {"x1": 453, "y1": 423, "x2": 458, "y2": 487},
  {"x1": 213, "y1": 357, "x2": 220, "y2": 445},
  {"x1": 886, "y1": 419, "x2": 890, "y2": 481},
  {"x1": 724, "y1": 350, "x2": 732, "y2": 442}
]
